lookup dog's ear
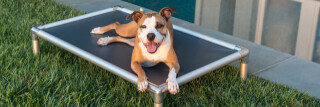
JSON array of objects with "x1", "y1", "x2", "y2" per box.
[
  {"x1": 126, "y1": 11, "x2": 144, "y2": 23},
  {"x1": 159, "y1": 7, "x2": 177, "y2": 21}
]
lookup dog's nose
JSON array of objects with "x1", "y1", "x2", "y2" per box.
[{"x1": 147, "y1": 33, "x2": 155, "y2": 41}]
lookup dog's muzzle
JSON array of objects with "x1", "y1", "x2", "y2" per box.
[{"x1": 143, "y1": 33, "x2": 164, "y2": 53}]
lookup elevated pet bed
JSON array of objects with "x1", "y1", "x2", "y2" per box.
[{"x1": 31, "y1": 6, "x2": 249, "y2": 107}]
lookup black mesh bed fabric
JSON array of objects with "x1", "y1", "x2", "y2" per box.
[{"x1": 43, "y1": 10, "x2": 237, "y2": 86}]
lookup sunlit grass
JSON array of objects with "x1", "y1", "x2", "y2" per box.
[{"x1": 0, "y1": 0, "x2": 319, "y2": 106}]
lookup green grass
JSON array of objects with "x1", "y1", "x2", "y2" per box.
[{"x1": 0, "y1": 0, "x2": 320, "y2": 106}]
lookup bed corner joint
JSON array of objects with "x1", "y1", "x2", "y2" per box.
[
  {"x1": 31, "y1": 27, "x2": 42, "y2": 55},
  {"x1": 239, "y1": 47, "x2": 249, "y2": 80},
  {"x1": 113, "y1": 5, "x2": 123, "y2": 11}
]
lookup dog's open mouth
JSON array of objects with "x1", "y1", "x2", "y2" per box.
[{"x1": 143, "y1": 39, "x2": 164, "y2": 53}]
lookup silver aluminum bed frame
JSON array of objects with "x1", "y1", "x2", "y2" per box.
[{"x1": 31, "y1": 6, "x2": 249, "y2": 107}]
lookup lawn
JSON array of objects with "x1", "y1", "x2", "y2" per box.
[{"x1": 1, "y1": 0, "x2": 320, "y2": 106}]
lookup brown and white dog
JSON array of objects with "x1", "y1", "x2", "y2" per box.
[{"x1": 90, "y1": 7, "x2": 180, "y2": 94}]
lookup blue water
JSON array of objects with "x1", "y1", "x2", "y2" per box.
[{"x1": 122, "y1": 0, "x2": 195, "y2": 23}]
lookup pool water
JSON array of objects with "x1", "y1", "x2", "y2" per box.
[{"x1": 122, "y1": 0, "x2": 195, "y2": 23}]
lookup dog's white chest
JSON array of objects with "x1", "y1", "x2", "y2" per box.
[{"x1": 139, "y1": 32, "x2": 171, "y2": 62}]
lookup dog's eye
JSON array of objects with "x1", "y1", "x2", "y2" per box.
[
  {"x1": 156, "y1": 23, "x2": 164, "y2": 29},
  {"x1": 140, "y1": 25, "x2": 146, "y2": 28}
]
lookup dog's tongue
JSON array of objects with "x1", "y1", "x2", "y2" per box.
[{"x1": 146, "y1": 43, "x2": 157, "y2": 53}]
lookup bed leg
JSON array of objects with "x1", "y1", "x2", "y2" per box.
[
  {"x1": 240, "y1": 56, "x2": 248, "y2": 80},
  {"x1": 32, "y1": 33, "x2": 40, "y2": 54},
  {"x1": 149, "y1": 91, "x2": 166, "y2": 107}
]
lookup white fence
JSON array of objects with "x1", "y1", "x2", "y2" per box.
[{"x1": 195, "y1": 0, "x2": 320, "y2": 63}]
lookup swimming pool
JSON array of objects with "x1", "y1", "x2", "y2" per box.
[{"x1": 122, "y1": 0, "x2": 195, "y2": 23}]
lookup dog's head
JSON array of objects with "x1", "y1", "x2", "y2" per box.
[{"x1": 126, "y1": 7, "x2": 177, "y2": 53}]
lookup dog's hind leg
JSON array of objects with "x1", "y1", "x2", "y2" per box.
[
  {"x1": 91, "y1": 22, "x2": 120, "y2": 34},
  {"x1": 114, "y1": 21, "x2": 138, "y2": 38},
  {"x1": 91, "y1": 21, "x2": 138, "y2": 38},
  {"x1": 97, "y1": 36, "x2": 135, "y2": 47}
]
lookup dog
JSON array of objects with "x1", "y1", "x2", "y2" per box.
[{"x1": 90, "y1": 7, "x2": 180, "y2": 95}]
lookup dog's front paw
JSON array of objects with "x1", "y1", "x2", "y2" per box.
[
  {"x1": 97, "y1": 37, "x2": 113, "y2": 46},
  {"x1": 137, "y1": 79, "x2": 148, "y2": 92},
  {"x1": 91, "y1": 27, "x2": 104, "y2": 34},
  {"x1": 166, "y1": 78, "x2": 179, "y2": 95}
]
